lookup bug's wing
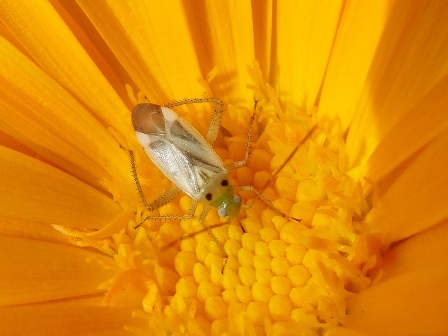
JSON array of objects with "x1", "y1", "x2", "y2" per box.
[
  {"x1": 165, "y1": 116, "x2": 227, "y2": 198},
  {"x1": 136, "y1": 116, "x2": 226, "y2": 199},
  {"x1": 142, "y1": 135, "x2": 198, "y2": 197},
  {"x1": 134, "y1": 103, "x2": 228, "y2": 199}
]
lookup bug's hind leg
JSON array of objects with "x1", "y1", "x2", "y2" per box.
[
  {"x1": 137, "y1": 198, "x2": 199, "y2": 229},
  {"x1": 126, "y1": 148, "x2": 198, "y2": 227},
  {"x1": 127, "y1": 149, "x2": 179, "y2": 208}
]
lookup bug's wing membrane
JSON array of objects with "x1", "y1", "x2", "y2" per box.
[
  {"x1": 145, "y1": 136, "x2": 199, "y2": 197},
  {"x1": 181, "y1": 148, "x2": 224, "y2": 190},
  {"x1": 136, "y1": 110, "x2": 227, "y2": 200},
  {"x1": 166, "y1": 118, "x2": 226, "y2": 198}
]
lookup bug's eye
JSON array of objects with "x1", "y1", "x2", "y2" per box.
[
  {"x1": 221, "y1": 179, "x2": 229, "y2": 186},
  {"x1": 205, "y1": 193, "x2": 212, "y2": 201}
]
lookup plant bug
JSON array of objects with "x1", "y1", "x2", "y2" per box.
[{"x1": 128, "y1": 98, "x2": 315, "y2": 261}]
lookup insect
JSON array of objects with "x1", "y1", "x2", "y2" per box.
[{"x1": 128, "y1": 98, "x2": 315, "y2": 260}]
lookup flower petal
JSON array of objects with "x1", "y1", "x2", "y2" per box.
[
  {"x1": 0, "y1": 217, "x2": 73, "y2": 243},
  {"x1": 325, "y1": 327, "x2": 369, "y2": 336},
  {"x1": 0, "y1": 0, "x2": 130, "y2": 137},
  {"x1": 365, "y1": 130, "x2": 448, "y2": 242},
  {"x1": 345, "y1": 2, "x2": 448, "y2": 165},
  {"x1": 202, "y1": 1, "x2": 255, "y2": 103},
  {"x1": 0, "y1": 236, "x2": 115, "y2": 305},
  {"x1": 77, "y1": 0, "x2": 205, "y2": 102},
  {"x1": 343, "y1": 222, "x2": 448, "y2": 335},
  {"x1": 318, "y1": 1, "x2": 390, "y2": 129},
  {"x1": 362, "y1": 75, "x2": 448, "y2": 190},
  {"x1": 0, "y1": 304, "x2": 137, "y2": 336},
  {"x1": 0, "y1": 146, "x2": 121, "y2": 227},
  {"x1": 0, "y1": 35, "x2": 132, "y2": 191},
  {"x1": 275, "y1": 0, "x2": 343, "y2": 111}
]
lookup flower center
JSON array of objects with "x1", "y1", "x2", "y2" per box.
[{"x1": 87, "y1": 66, "x2": 374, "y2": 335}]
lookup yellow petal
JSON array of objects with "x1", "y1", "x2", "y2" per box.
[
  {"x1": 346, "y1": 2, "x2": 448, "y2": 166},
  {"x1": 203, "y1": 1, "x2": 254, "y2": 104},
  {"x1": 0, "y1": 217, "x2": 74, "y2": 243},
  {"x1": 343, "y1": 222, "x2": 448, "y2": 335},
  {"x1": 362, "y1": 75, "x2": 448, "y2": 188},
  {"x1": 0, "y1": 1, "x2": 130, "y2": 137},
  {"x1": 0, "y1": 146, "x2": 121, "y2": 227},
  {"x1": 365, "y1": 131, "x2": 448, "y2": 242},
  {"x1": 275, "y1": 0, "x2": 343, "y2": 111},
  {"x1": 318, "y1": 1, "x2": 390, "y2": 129},
  {"x1": 0, "y1": 236, "x2": 115, "y2": 305},
  {"x1": 326, "y1": 328, "x2": 370, "y2": 336},
  {"x1": 251, "y1": 0, "x2": 273, "y2": 77},
  {"x1": 0, "y1": 305, "x2": 138, "y2": 336},
  {"x1": 0, "y1": 35, "x2": 131, "y2": 190},
  {"x1": 77, "y1": 0, "x2": 204, "y2": 102}
]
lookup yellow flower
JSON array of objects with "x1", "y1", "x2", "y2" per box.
[{"x1": 0, "y1": 1, "x2": 447, "y2": 336}]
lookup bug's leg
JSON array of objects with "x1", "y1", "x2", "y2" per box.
[
  {"x1": 232, "y1": 110, "x2": 256, "y2": 168},
  {"x1": 165, "y1": 98, "x2": 224, "y2": 144},
  {"x1": 198, "y1": 204, "x2": 228, "y2": 265},
  {"x1": 144, "y1": 185, "x2": 182, "y2": 212},
  {"x1": 127, "y1": 149, "x2": 150, "y2": 210},
  {"x1": 137, "y1": 198, "x2": 198, "y2": 229},
  {"x1": 204, "y1": 99, "x2": 224, "y2": 144},
  {"x1": 161, "y1": 221, "x2": 230, "y2": 252},
  {"x1": 127, "y1": 149, "x2": 181, "y2": 210},
  {"x1": 126, "y1": 148, "x2": 196, "y2": 227},
  {"x1": 132, "y1": 185, "x2": 183, "y2": 228}
]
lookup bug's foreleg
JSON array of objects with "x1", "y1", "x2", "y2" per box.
[
  {"x1": 198, "y1": 204, "x2": 228, "y2": 262},
  {"x1": 126, "y1": 148, "x2": 196, "y2": 228}
]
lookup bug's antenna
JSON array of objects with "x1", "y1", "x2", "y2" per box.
[
  {"x1": 246, "y1": 125, "x2": 317, "y2": 218},
  {"x1": 237, "y1": 218, "x2": 246, "y2": 233},
  {"x1": 160, "y1": 221, "x2": 231, "y2": 251},
  {"x1": 269, "y1": 125, "x2": 317, "y2": 187},
  {"x1": 160, "y1": 219, "x2": 231, "y2": 273}
]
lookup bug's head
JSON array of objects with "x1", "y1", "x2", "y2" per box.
[
  {"x1": 217, "y1": 194, "x2": 241, "y2": 218},
  {"x1": 206, "y1": 179, "x2": 242, "y2": 218}
]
